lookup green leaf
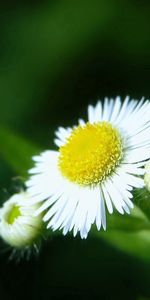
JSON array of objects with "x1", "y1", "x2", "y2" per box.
[
  {"x1": 92, "y1": 200, "x2": 150, "y2": 261},
  {"x1": 0, "y1": 126, "x2": 40, "y2": 177},
  {"x1": 100, "y1": 229, "x2": 150, "y2": 261}
]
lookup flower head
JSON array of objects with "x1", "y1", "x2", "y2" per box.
[
  {"x1": 0, "y1": 192, "x2": 43, "y2": 248},
  {"x1": 26, "y1": 96, "x2": 150, "y2": 238}
]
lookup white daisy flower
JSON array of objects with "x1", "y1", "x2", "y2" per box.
[
  {"x1": 0, "y1": 192, "x2": 43, "y2": 248},
  {"x1": 26, "y1": 96, "x2": 150, "y2": 238},
  {"x1": 144, "y1": 160, "x2": 150, "y2": 192}
]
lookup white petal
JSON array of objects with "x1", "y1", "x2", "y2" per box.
[
  {"x1": 94, "y1": 101, "x2": 102, "y2": 122},
  {"x1": 109, "y1": 96, "x2": 122, "y2": 123},
  {"x1": 88, "y1": 105, "x2": 95, "y2": 123}
]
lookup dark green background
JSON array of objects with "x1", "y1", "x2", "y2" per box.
[{"x1": 0, "y1": 1, "x2": 150, "y2": 299}]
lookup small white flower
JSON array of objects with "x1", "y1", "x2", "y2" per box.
[
  {"x1": 26, "y1": 96, "x2": 150, "y2": 238},
  {"x1": 144, "y1": 160, "x2": 150, "y2": 192},
  {"x1": 0, "y1": 192, "x2": 43, "y2": 248}
]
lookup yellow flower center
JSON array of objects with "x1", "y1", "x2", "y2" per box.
[
  {"x1": 58, "y1": 122, "x2": 123, "y2": 186},
  {"x1": 7, "y1": 205, "x2": 21, "y2": 224}
]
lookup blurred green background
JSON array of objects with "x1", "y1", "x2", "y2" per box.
[{"x1": 1, "y1": 1, "x2": 150, "y2": 299}]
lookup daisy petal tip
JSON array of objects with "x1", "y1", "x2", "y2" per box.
[
  {"x1": 46, "y1": 222, "x2": 51, "y2": 229},
  {"x1": 82, "y1": 235, "x2": 87, "y2": 239},
  {"x1": 130, "y1": 202, "x2": 134, "y2": 210},
  {"x1": 103, "y1": 226, "x2": 106, "y2": 231},
  {"x1": 62, "y1": 229, "x2": 68, "y2": 236},
  {"x1": 96, "y1": 225, "x2": 101, "y2": 231}
]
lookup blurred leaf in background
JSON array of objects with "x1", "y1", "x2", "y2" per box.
[{"x1": 1, "y1": 1, "x2": 150, "y2": 299}]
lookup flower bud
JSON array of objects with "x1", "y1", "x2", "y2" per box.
[{"x1": 0, "y1": 192, "x2": 44, "y2": 248}]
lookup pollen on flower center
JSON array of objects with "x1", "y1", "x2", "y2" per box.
[
  {"x1": 58, "y1": 122, "x2": 123, "y2": 186},
  {"x1": 6, "y1": 205, "x2": 21, "y2": 225}
]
